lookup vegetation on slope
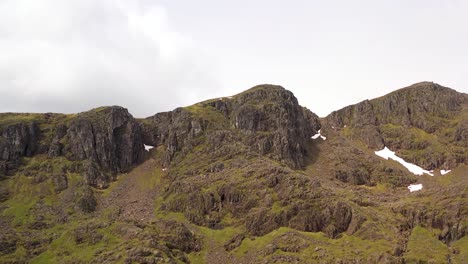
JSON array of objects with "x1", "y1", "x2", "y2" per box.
[{"x1": 0, "y1": 83, "x2": 467, "y2": 263}]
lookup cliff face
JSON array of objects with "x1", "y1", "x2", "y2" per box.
[
  {"x1": 62, "y1": 107, "x2": 144, "y2": 188},
  {"x1": 143, "y1": 85, "x2": 320, "y2": 169},
  {"x1": 0, "y1": 82, "x2": 467, "y2": 263},
  {"x1": 0, "y1": 106, "x2": 145, "y2": 188},
  {"x1": 327, "y1": 82, "x2": 466, "y2": 131},
  {"x1": 0, "y1": 120, "x2": 40, "y2": 177},
  {"x1": 325, "y1": 82, "x2": 468, "y2": 169},
  {"x1": 228, "y1": 85, "x2": 319, "y2": 169}
]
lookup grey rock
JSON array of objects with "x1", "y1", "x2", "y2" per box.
[
  {"x1": 52, "y1": 172, "x2": 68, "y2": 193},
  {"x1": 76, "y1": 186, "x2": 97, "y2": 213},
  {"x1": 143, "y1": 85, "x2": 320, "y2": 169},
  {"x1": 48, "y1": 124, "x2": 67, "y2": 158},
  {"x1": 63, "y1": 106, "x2": 144, "y2": 188},
  {"x1": 0, "y1": 121, "x2": 39, "y2": 175}
]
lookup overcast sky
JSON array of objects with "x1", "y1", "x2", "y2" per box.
[{"x1": 1, "y1": 0, "x2": 467, "y2": 117}]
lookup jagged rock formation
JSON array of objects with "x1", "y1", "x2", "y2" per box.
[
  {"x1": 0, "y1": 82, "x2": 467, "y2": 263},
  {"x1": 326, "y1": 82, "x2": 468, "y2": 169},
  {"x1": 63, "y1": 106, "x2": 144, "y2": 173},
  {"x1": 0, "y1": 121, "x2": 39, "y2": 176},
  {"x1": 0, "y1": 107, "x2": 145, "y2": 189},
  {"x1": 327, "y1": 82, "x2": 467, "y2": 133},
  {"x1": 59, "y1": 106, "x2": 145, "y2": 188},
  {"x1": 143, "y1": 85, "x2": 320, "y2": 169}
]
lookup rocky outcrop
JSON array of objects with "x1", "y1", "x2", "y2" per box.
[
  {"x1": 156, "y1": 221, "x2": 201, "y2": 253},
  {"x1": 0, "y1": 121, "x2": 39, "y2": 176},
  {"x1": 0, "y1": 185, "x2": 9, "y2": 202},
  {"x1": 326, "y1": 82, "x2": 468, "y2": 168},
  {"x1": 327, "y1": 82, "x2": 467, "y2": 132},
  {"x1": 244, "y1": 200, "x2": 357, "y2": 238},
  {"x1": 143, "y1": 108, "x2": 207, "y2": 166},
  {"x1": 454, "y1": 119, "x2": 468, "y2": 147},
  {"x1": 47, "y1": 124, "x2": 67, "y2": 158},
  {"x1": 83, "y1": 160, "x2": 111, "y2": 189},
  {"x1": 76, "y1": 186, "x2": 97, "y2": 213},
  {"x1": 0, "y1": 232, "x2": 17, "y2": 255},
  {"x1": 52, "y1": 172, "x2": 68, "y2": 193},
  {"x1": 229, "y1": 85, "x2": 319, "y2": 168},
  {"x1": 144, "y1": 85, "x2": 320, "y2": 169},
  {"x1": 64, "y1": 106, "x2": 144, "y2": 174},
  {"x1": 1, "y1": 107, "x2": 145, "y2": 188},
  {"x1": 1, "y1": 82, "x2": 466, "y2": 263},
  {"x1": 397, "y1": 201, "x2": 467, "y2": 245}
]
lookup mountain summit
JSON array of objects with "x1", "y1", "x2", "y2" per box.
[{"x1": 0, "y1": 82, "x2": 467, "y2": 263}]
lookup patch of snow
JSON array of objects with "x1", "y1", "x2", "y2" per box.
[
  {"x1": 311, "y1": 129, "x2": 326, "y2": 140},
  {"x1": 440, "y1": 169, "x2": 451, "y2": 175},
  {"x1": 408, "y1": 184, "x2": 423, "y2": 192},
  {"x1": 227, "y1": 96, "x2": 233, "y2": 99},
  {"x1": 162, "y1": 168, "x2": 167, "y2": 172},
  {"x1": 375, "y1": 147, "x2": 434, "y2": 176},
  {"x1": 144, "y1": 144, "x2": 154, "y2": 152}
]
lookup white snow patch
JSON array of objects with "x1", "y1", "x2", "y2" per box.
[
  {"x1": 311, "y1": 129, "x2": 326, "y2": 140},
  {"x1": 440, "y1": 169, "x2": 451, "y2": 175},
  {"x1": 408, "y1": 184, "x2": 423, "y2": 192},
  {"x1": 144, "y1": 144, "x2": 154, "y2": 152},
  {"x1": 375, "y1": 147, "x2": 434, "y2": 176},
  {"x1": 162, "y1": 168, "x2": 167, "y2": 172},
  {"x1": 227, "y1": 96, "x2": 233, "y2": 99}
]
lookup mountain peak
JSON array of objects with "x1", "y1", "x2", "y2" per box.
[
  {"x1": 1, "y1": 82, "x2": 467, "y2": 263},
  {"x1": 232, "y1": 84, "x2": 298, "y2": 106},
  {"x1": 241, "y1": 84, "x2": 286, "y2": 93},
  {"x1": 325, "y1": 82, "x2": 467, "y2": 169}
]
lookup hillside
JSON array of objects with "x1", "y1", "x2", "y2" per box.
[{"x1": 0, "y1": 82, "x2": 467, "y2": 263}]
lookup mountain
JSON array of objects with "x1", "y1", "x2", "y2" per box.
[{"x1": 0, "y1": 82, "x2": 467, "y2": 263}]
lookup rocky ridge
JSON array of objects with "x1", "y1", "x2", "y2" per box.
[
  {"x1": 0, "y1": 82, "x2": 466, "y2": 263},
  {"x1": 325, "y1": 82, "x2": 468, "y2": 169}
]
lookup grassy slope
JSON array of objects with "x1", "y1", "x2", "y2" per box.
[{"x1": 1, "y1": 97, "x2": 467, "y2": 263}]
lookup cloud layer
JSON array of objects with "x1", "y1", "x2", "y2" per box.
[{"x1": 0, "y1": 0, "x2": 218, "y2": 117}]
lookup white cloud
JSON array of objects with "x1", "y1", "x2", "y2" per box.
[{"x1": 0, "y1": 0, "x2": 219, "y2": 117}]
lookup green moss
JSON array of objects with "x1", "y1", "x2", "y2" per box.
[
  {"x1": 233, "y1": 227, "x2": 394, "y2": 262},
  {"x1": 136, "y1": 166, "x2": 164, "y2": 191},
  {"x1": 404, "y1": 226, "x2": 450, "y2": 263},
  {"x1": 199, "y1": 226, "x2": 243, "y2": 244},
  {"x1": 1, "y1": 174, "x2": 53, "y2": 226},
  {"x1": 2, "y1": 198, "x2": 38, "y2": 226},
  {"x1": 0, "y1": 113, "x2": 42, "y2": 127},
  {"x1": 271, "y1": 201, "x2": 285, "y2": 213},
  {"x1": 185, "y1": 103, "x2": 228, "y2": 128},
  {"x1": 451, "y1": 236, "x2": 468, "y2": 264},
  {"x1": 234, "y1": 227, "x2": 292, "y2": 256},
  {"x1": 31, "y1": 222, "x2": 124, "y2": 264},
  {"x1": 0, "y1": 113, "x2": 77, "y2": 150},
  {"x1": 187, "y1": 225, "x2": 244, "y2": 264},
  {"x1": 0, "y1": 246, "x2": 28, "y2": 263},
  {"x1": 155, "y1": 210, "x2": 187, "y2": 222}
]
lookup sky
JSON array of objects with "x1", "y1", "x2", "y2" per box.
[{"x1": 1, "y1": 0, "x2": 467, "y2": 118}]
